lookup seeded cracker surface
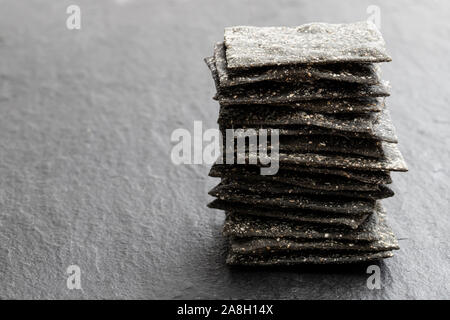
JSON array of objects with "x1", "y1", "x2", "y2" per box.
[
  {"x1": 210, "y1": 191, "x2": 376, "y2": 214},
  {"x1": 278, "y1": 165, "x2": 392, "y2": 184},
  {"x1": 214, "y1": 42, "x2": 382, "y2": 87},
  {"x1": 216, "y1": 179, "x2": 394, "y2": 200},
  {"x1": 247, "y1": 135, "x2": 385, "y2": 158},
  {"x1": 230, "y1": 220, "x2": 399, "y2": 253},
  {"x1": 256, "y1": 126, "x2": 397, "y2": 143},
  {"x1": 225, "y1": 251, "x2": 394, "y2": 266},
  {"x1": 216, "y1": 78, "x2": 390, "y2": 105},
  {"x1": 219, "y1": 105, "x2": 391, "y2": 134},
  {"x1": 224, "y1": 21, "x2": 391, "y2": 69},
  {"x1": 223, "y1": 202, "x2": 386, "y2": 241},
  {"x1": 209, "y1": 173, "x2": 385, "y2": 192},
  {"x1": 219, "y1": 107, "x2": 398, "y2": 143},
  {"x1": 208, "y1": 200, "x2": 369, "y2": 229},
  {"x1": 208, "y1": 198, "x2": 374, "y2": 218},
  {"x1": 227, "y1": 205, "x2": 399, "y2": 265},
  {"x1": 273, "y1": 142, "x2": 407, "y2": 171},
  {"x1": 210, "y1": 164, "x2": 393, "y2": 185}
]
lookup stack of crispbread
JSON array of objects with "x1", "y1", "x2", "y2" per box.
[{"x1": 205, "y1": 21, "x2": 407, "y2": 266}]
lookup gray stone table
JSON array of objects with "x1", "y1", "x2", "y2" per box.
[{"x1": 0, "y1": 0, "x2": 448, "y2": 299}]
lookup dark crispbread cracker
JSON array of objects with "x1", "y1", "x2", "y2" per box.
[
  {"x1": 215, "y1": 78, "x2": 390, "y2": 105},
  {"x1": 279, "y1": 165, "x2": 392, "y2": 184},
  {"x1": 204, "y1": 56, "x2": 220, "y2": 92},
  {"x1": 219, "y1": 105, "x2": 394, "y2": 136},
  {"x1": 221, "y1": 132, "x2": 384, "y2": 158},
  {"x1": 267, "y1": 126, "x2": 397, "y2": 143},
  {"x1": 209, "y1": 189, "x2": 376, "y2": 214},
  {"x1": 209, "y1": 163, "x2": 392, "y2": 184},
  {"x1": 274, "y1": 98, "x2": 384, "y2": 114},
  {"x1": 231, "y1": 238, "x2": 398, "y2": 254},
  {"x1": 219, "y1": 124, "x2": 375, "y2": 140},
  {"x1": 218, "y1": 103, "x2": 383, "y2": 127},
  {"x1": 208, "y1": 200, "x2": 368, "y2": 228},
  {"x1": 229, "y1": 215, "x2": 398, "y2": 254},
  {"x1": 219, "y1": 107, "x2": 398, "y2": 143},
  {"x1": 214, "y1": 42, "x2": 381, "y2": 87},
  {"x1": 219, "y1": 98, "x2": 384, "y2": 115},
  {"x1": 208, "y1": 198, "x2": 370, "y2": 218},
  {"x1": 372, "y1": 108, "x2": 398, "y2": 143},
  {"x1": 216, "y1": 178, "x2": 394, "y2": 200},
  {"x1": 230, "y1": 236, "x2": 397, "y2": 255},
  {"x1": 251, "y1": 142, "x2": 407, "y2": 172},
  {"x1": 210, "y1": 168, "x2": 383, "y2": 192},
  {"x1": 224, "y1": 21, "x2": 391, "y2": 70},
  {"x1": 208, "y1": 54, "x2": 384, "y2": 114},
  {"x1": 209, "y1": 164, "x2": 388, "y2": 191},
  {"x1": 226, "y1": 251, "x2": 394, "y2": 266},
  {"x1": 223, "y1": 202, "x2": 386, "y2": 241},
  {"x1": 219, "y1": 107, "x2": 377, "y2": 132}
]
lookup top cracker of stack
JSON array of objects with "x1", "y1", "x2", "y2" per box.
[{"x1": 205, "y1": 21, "x2": 407, "y2": 266}]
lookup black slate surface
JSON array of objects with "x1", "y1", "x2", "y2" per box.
[{"x1": 0, "y1": 0, "x2": 449, "y2": 299}]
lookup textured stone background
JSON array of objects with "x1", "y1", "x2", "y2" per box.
[{"x1": 0, "y1": 0, "x2": 449, "y2": 299}]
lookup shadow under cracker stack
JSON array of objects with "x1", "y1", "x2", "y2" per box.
[{"x1": 204, "y1": 21, "x2": 407, "y2": 266}]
